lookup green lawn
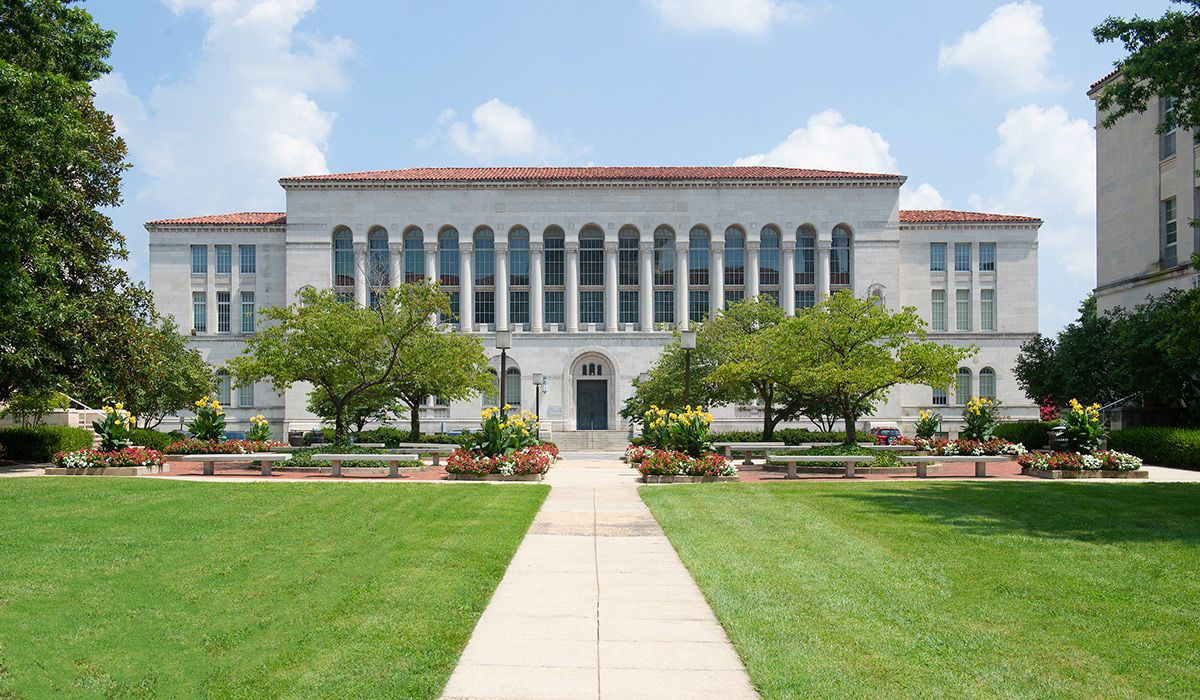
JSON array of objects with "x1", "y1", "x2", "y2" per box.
[
  {"x1": 0, "y1": 478, "x2": 547, "y2": 699},
  {"x1": 642, "y1": 482, "x2": 1200, "y2": 699}
]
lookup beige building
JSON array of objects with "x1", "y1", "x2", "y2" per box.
[{"x1": 1090, "y1": 71, "x2": 1200, "y2": 313}]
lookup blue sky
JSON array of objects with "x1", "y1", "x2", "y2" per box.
[{"x1": 87, "y1": 0, "x2": 1173, "y2": 333}]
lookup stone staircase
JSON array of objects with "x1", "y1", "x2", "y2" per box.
[{"x1": 547, "y1": 430, "x2": 631, "y2": 452}]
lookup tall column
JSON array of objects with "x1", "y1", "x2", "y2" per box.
[
  {"x1": 782, "y1": 240, "x2": 796, "y2": 315},
  {"x1": 816, "y1": 240, "x2": 832, "y2": 300},
  {"x1": 675, "y1": 245, "x2": 689, "y2": 329},
  {"x1": 530, "y1": 242, "x2": 544, "y2": 332},
  {"x1": 389, "y1": 242, "x2": 403, "y2": 287},
  {"x1": 423, "y1": 242, "x2": 437, "y2": 283},
  {"x1": 495, "y1": 242, "x2": 509, "y2": 331},
  {"x1": 710, "y1": 246, "x2": 725, "y2": 318},
  {"x1": 459, "y1": 242, "x2": 474, "y2": 332},
  {"x1": 639, "y1": 241, "x2": 654, "y2": 331},
  {"x1": 604, "y1": 241, "x2": 619, "y2": 331},
  {"x1": 353, "y1": 242, "x2": 368, "y2": 307},
  {"x1": 746, "y1": 240, "x2": 761, "y2": 300},
  {"x1": 565, "y1": 242, "x2": 579, "y2": 332},
  {"x1": 206, "y1": 244, "x2": 216, "y2": 334}
]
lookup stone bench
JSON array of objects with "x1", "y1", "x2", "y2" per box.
[
  {"x1": 713, "y1": 442, "x2": 787, "y2": 465},
  {"x1": 179, "y1": 453, "x2": 291, "y2": 477},
  {"x1": 899, "y1": 454, "x2": 1010, "y2": 478},
  {"x1": 311, "y1": 453, "x2": 420, "y2": 478},
  {"x1": 868, "y1": 444, "x2": 919, "y2": 452},
  {"x1": 389, "y1": 443, "x2": 459, "y2": 466},
  {"x1": 770, "y1": 454, "x2": 879, "y2": 479}
]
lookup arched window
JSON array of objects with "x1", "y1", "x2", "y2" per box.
[
  {"x1": 724, "y1": 226, "x2": 745, "y2": 307},
  {"x1": 618, "y1": 226, "x2": 640, "y2": 325},
  {"x1": 216, "y1": 369, "x2": 232, "y2": 406},
  {"x1": 543, "y1": 227, "x2": 565, "y2": 326},
  {"x1": 403, "y1": 227, "x2": 424, "y2": 283},
  {"x1": 579, "y1": 226, "x2": 604, "y2": 325},
  {"x1": 979, "y1": 367, "x2": 996, "y2": 401},
  {"x1": 332, "y1": 227, "x2": 354, "y2": 289},
  {"x1": 473, "y1": 227, "x2": 495, "y2": 326},
  {"x1": 653, "y1": 226, "x2": 675, "y2": 324},
  {"x1": 831, "y1": 224, "x2": 852, "y2": 287},
  {"x1": 368, "y1": 228, "x2": 389, "y2": 288},
  {"x1": 509, "y1": 227, "x2": 530, "y2": 326},
  {"x1": 759, "y1": 226, "x2": 781, "y2": 305},
  {"x1": 796, "y1": 226, "x2": 817, "y2": 311},
  {"x1": 483, "y1": 368, "x2": 498, "y2": 407},
  {"x1": 437, "y1": 227, "x2": 459, "y2": 322},
  {"x1": 955, "y1": 368, "x2": 972, "y2": 405},
  {"x1": 505, "y1": 367, "x2": 521, "y2": 406},
  {"x1": 688, "y1": 226, "x2": 710, "y2": 322}
]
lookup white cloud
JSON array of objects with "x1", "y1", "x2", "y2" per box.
[
  {"x1": 95, "y1": 0, "x2": 352, "y2": 249},
  {"x1": 899, "y1": 182, "x2": 949, "y2": 210},
  {"x1": 735, "y1": 109, "x2": 897, "y2": 173},
  {"x1": 969, "y1": 104, "x2": 1095, "y2": 332},
  {"x1": 646, "y1": 0, "x2": 807, "y2": 35},
  {"x1": 938, "y1": 1, "x2": 1061, "y2": 95},
  {"x1": 447, "y1": 99, "x2": 551, "y2": 160}
]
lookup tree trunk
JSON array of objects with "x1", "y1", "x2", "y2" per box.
[
  {"x1": 842, "y1": 400, "x2": 857, "y2": 445},
  {"x1": 762, "y1": 397, "x2": 774, "y2": 440},
  {"x1": 408, "y1": 400, "x2": 421, "y2": 441},
  {"x1": 333, "y1": 405, "x2": 349, "y2": 445}
]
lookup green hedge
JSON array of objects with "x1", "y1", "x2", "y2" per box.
[
  {"x1": 709, "y1": 429, "x2": 847, "y2": 445},
  {"x1": 993, "y1": 421, "x2": 1056, "y2": 450},
  {"x1": 129, "y1": 428, "x2": 177, "y2": 450},
  {"x1": 312, "y1": 427, "x2": 468, "y2": 447},
  {"x1": 0, "y1": 426, "x2": 93, "y2": 462},
  {"x1": 1109, "y1": 427, "x2": 1200, "y2": 471},
  {"x1": 286, "y1": 446, "x2": 425, "y2": 469}
]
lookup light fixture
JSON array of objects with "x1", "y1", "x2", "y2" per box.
[
  {"x1": 680, "y1": 329, "x2": 697, "y2": 350},
  {"x1": 494, "y1": 329, "x2": 512, "y2": 350}
]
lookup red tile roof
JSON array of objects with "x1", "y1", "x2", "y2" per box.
[
  {"x1": 146, "y1": 212, "x2": 287, "y2": 226},
  {"x1": 281, "y1": 166, "x2": 903, "y2": 183},
  {"x1": 1089, "y1": 67, "x2": 1120, "y2": 91},
  {"x1": 900, "y1": 209, "x2": 1041, "y2": 224}
]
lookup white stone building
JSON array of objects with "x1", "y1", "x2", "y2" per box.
[
  {"x1": 147, "y1": 166, "x2": 1040, "y2": 441},
  {"x1": 1089, "y1": 71, "x2": 1200, "y2": 313}
]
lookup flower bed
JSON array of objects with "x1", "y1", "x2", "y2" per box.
[
  {"x1": 637, "y1": 449, "x2": 737, "y2": 482},
  {"x1": 623, "y1": 444, "x2": 653, "y2": 465},
  {"x1": 1018, "y1": 450, "x2": 1146, "y2": 478},
  {"x1": 445, "y1": 444, "x2": 557, "y2": 481},
  {"x1": 894, "y1": 437, "x2": 1025, "y2": 456},
  {"x1": 163, "y1": 438, "x2": 286, "y2": 455},
  {"x1": 48, "y1": 447, "x2": 167, "y2": 475}
]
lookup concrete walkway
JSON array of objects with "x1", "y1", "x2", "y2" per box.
[{"x1": 441, "y1": 456, "x2": 758, "y2": 700}]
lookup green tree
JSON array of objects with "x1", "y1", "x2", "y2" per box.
[
  {"x1": 388, "y1": 330, "x2": 491, "y2": 440},
  {"x1": 307, "y1": 384, "x2": 398, "y2": 435},
  {"x1": 1014, "y1": 296, "x2": 1125, "y2": 408},
  {"x1": 786, "y1": 291, "x2": 975, "y2": 444},
  {"x1": 0, "y1": 1, "x2": 141, "y2": 400},
  {"x1": 228, "y1": 284, "x2": 448, "y2": 444}
]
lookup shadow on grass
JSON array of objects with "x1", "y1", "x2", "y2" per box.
[{"x1": 804, "y1": 481, "x2": 1200, "y2": 545}]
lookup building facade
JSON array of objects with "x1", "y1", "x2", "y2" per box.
[
  {"x1": 147, "y1": 166, "x2": 1040, "y2": 438},
  {"x1": 1090, "y1": 73, "x2": 1200, "y2": 313}
]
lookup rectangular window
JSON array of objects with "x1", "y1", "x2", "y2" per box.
[
  {"x1": 931, "y1": 290, "x2": 946, "y2": 331},
  {"x1": 474, "y1": 246, "x2": 494, "y2": 286},
  {"x1": 932, "y1": 387, "x2": 948, "y2": 406},
  {"x1": 980, "y1": 289, "x2": 996, "y2": 331},
  {"x1": 954, "y1": 243, "x2": 970, "y2": 272},
  {"x1": 368, "y1": 290, "x2": 382, "y2": 311},
  {"x1": 929, "y1": 243, "x2": 946, "y2": 272},
  {"x1": 795, "y1": 290, "x2": 815, "y2": 310},
  {"x1": 619, "y1": 290, "x2": 639, "y2": 324},
  {"x1": 689, "y1": 290, "x2": 709, "y2": 323},
  {"x1": 724, "y1": 289, "x2": 744, "y2": 308},
  {"x1": 544, "y1": 290, "x2": 564, "y2": 325},
  {"x1": 580, "y1": 290, "x2": 604, "y2": 324},
  {"x1": 405, "y1": 241, "x2": 425, "y2": 283},
  {"x1": 217, "y1": 291, "x2": 231, "y2": 333},
  {"x1": 797, "y1": 236, "x2": 815, "y2": 284},
  {"x1": 688, "y1": 245, "x2": 710, "y2": 286},
  {"x1": 215, "y1": 245, "x2": 232, "y2": 274},
  {"x1": 979, "y1": 242, "x2": 996, "y2": 272},
  {"x1": 619, "y1": 237, "x2": 639, "y2": 286},
  {"x1": 238, "y1": 382, "x2": 254, "y2": 408},
  {"x1": 653, "y1": 290, "x2": 674, "y2": 325},
  {"x1": 191, "y1": 246, "x2": 207, "y2": 274},
  {"x1": 1163, "y1": 197, "x2": 1178, "y2": 267},
  {"x1": 1161, "y1": 96, "x2": 1177, "y2": 160},
  {"x1": 217, "y1": 373, "x2": 232, "y2": 405},
  {"x1": 955, "y1": 289, "x2": 970, "y2": 331},
  {"x1": 334, "y1": 290, "x2": 354, "y2": 304},
  {"x1": 240, "y1": 291, "x2": 255, "y2": 333},
  {"x1": 544, "y1": 238, "x2": 564, "y2": 286},
  {"x1": 440, "y1": 291, "x2": 460, "y2": 324},
  {"x1": 239, "y1": 245, "x2": 256, "y2": 274},
  {"x1": 438, "y1": 244, "x2": 458, "y2": 287},
  {"x1": 474, "y1": 290, "x2": 495, "y2": 326},
  {"x1": 192, "y1": 291, "x2": 207, "y2": 332},
  {"x1": 579, "y1": 238, "x2": 604, "y2": 286},
  {"x1": 510, "y1": 290, "x2": 529, "y2": 325},
  {"x1": 509, "y1": 245, "x2": 529, "y2": 287}
]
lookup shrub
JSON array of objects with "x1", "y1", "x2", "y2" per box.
[
  {"x1": 93, "y1": 404, "x2": 135, "y2": 451},
  {"x1": 188, "y1": 397, "x2": 226, "y2": 440},
  {"x1": 641, "y1": 405, "x2": 714, "y2": 457},
  {"x1": 246, "y1": 414, "x2": 271, "y2": 442},
  {"x1": 465, "y1": 407, "x2": 541, "y2": 457},
  {"x1": 1018, "y1": 450, "x2": 1142, "y2": 472},
  {"x1": 993, "y1": 421, "x2": 1055, "y2": 449},
  {"x1": 285, "y1": 446, "x2": 424, "y2": 470},
  {"x1": 0, "y1": 426, "x2": 93, "y2": 462},
  {"x1": 1062, "y1": 398, "x2": 1105, "y2": 453},
  {"x1": 445, "y1": 444, "x2": 556, "y2": 476},
  {"x1": 163, "y1": 438, "x2": 285, "y2": 455},
  {"x1": 708, "y1": 428, "x2": 847, "y2": 445},
  {"x1": 1109, "y1": 427, "x2": 1200, "y2": 470},
  {"x1": 914, "y1": 410, "x2": 941, "y2": 439},
  {"x1": 768, "y1": 444, "x2": 872, "y2": 467},
  {"x1": 636, "y1": 449, "x2": 736, "y2": 477},
  {"x1": 129, "y1": 428, "x2": 176, "y2": 450},
  {"x1": 317, "y1": 427, "x2": 469, "y2": 447},
  {"x1": 960, "y1": 397, "x2": 999, "y2": 441},
  {"x1": 52, "y1": 447, "x2": 165, "y2": 469}
]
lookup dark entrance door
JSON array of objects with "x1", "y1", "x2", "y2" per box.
[{"x1": 576, "y1": 380, "x2": 608, "y2": 430}]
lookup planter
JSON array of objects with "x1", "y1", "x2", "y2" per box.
[
  {"x1": 1027, "y1": 468, "x2": 1149, "y2": 480},
  {"x1": 446, "y1": 473, "x2": 545, "y2": 482},
  {"x1": 44, "y1": 464, "x2": 167, "y2": 476},
  {"x1": 641, "y1": 474, "x2": 739, "y2": 483}
]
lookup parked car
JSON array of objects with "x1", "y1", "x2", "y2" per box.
[{"x1": 871, "y1": 426, "x2": 903, "y2": 445}]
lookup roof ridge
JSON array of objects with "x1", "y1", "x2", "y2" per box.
[{"x1": 280, "y1": 165, "x2": 905, "y2": 183}]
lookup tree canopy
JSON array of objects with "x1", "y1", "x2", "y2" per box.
[{"x1": 388, "y1": 330, "x2": 491, "y2": 439}]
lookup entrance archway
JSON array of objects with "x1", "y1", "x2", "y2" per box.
[{"x1": 570, "y1": 353, "x2": 614, "y2": 430}]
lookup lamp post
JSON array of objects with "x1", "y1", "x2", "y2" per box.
[
  {"x1": 531, "y1": 372, "x2": 543, "y2": 423},
  {"x1": 681, "y1": 329, "x2": 697, "y2": 406},
  {"x1": 495, "y1": 330, "x2": 512, "y2": 416}
]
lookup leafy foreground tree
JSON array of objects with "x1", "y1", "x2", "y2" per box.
[
  {"x1": 229, "y1": 284, "x2": 447, "y2": 444},
  {"x1": 0, "y1": 0, "x2": 144, "y2": 400},
  {"x1": 307, "y1": 384, "x2": 398, "y2": 436},
  {"x1": 388, "y1": 330, "x2": 491, "y2": 440},
  {"x1": 785, "y1": 292, "x2": 974, "y2": 444}
]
